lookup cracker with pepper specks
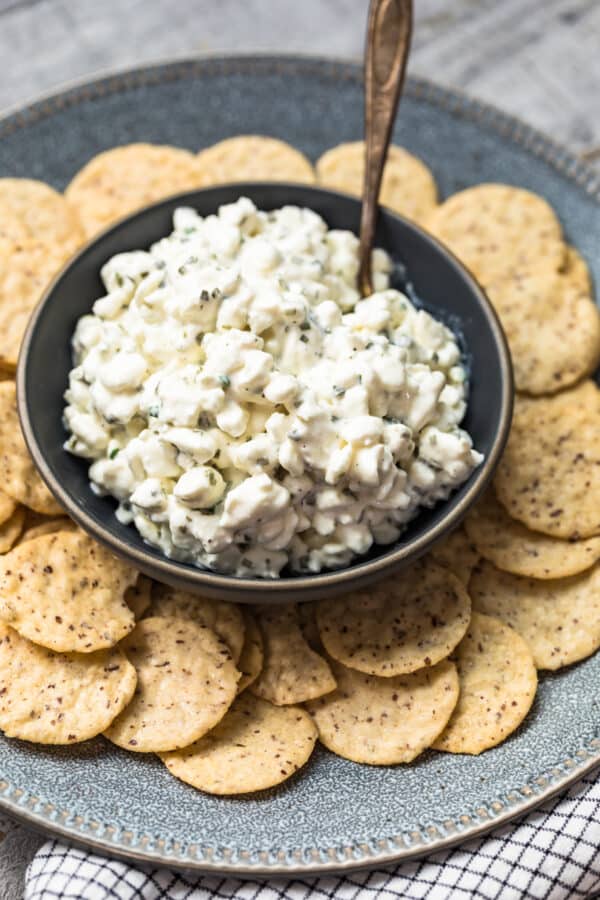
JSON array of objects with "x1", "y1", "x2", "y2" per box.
[
  {"x1": 0, "y1": 623, "x2": 136, "y2": 744},
  {"x1": 470, "y1": 559, "x2": 600, "y2": 670},
  {"x1": 104, "y1": 617, "x2": 239, "y2": 753},
  {"x1": 0, "y1": 531, "x2": 137, "y2": 652},
  {"x1": 161, "y1": 693, "x2": 316, "y2": 794},
  {"x1": 307, "y1": 658, "x2": 458, "y2": 765},
  {"x1": 433, "y1": 613, "x2": 537, "y2": 754},
  {"x1": 317, "y1": 559, "x2": 471, "y2": 677}
]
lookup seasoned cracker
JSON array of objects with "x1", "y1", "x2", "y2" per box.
[
  {"x1": 465, "y1": 490, "x2": 600, "y2": 579},
  {"x1": 161, "y1": 692, "x2": 316, "y2": 794},
  {"x1": 0, "y1": 506, "x2": 24, "y2": 554},
  {"x1": 104, "y1": 616, "x2": 239, "y2": 752},
  {"x1": 429, "y1": 526, "x2": 480, "y2": 585},
  {"x1": 470, "y1": 559, "x2": 600, "y2": 669},
  {"x1": 197, "y1": 135, "x2": 315, "y2": 185},
  {"x1": 236, "y1": 611, "x2": 263, "y2": 693},
  {"x1": 426, "y1": 183, "x2": 566, "y2": 285},
  {"x1": 0, "y1": 531, "x2": 137, "y2": 652},
  {"x1": 317, "y1": 559, "x2": 471, "y2": 676},
  {"x1": 125, "y1": 575, "x2": 152, "y2": 620},
  {"x1": 65, "y1": 144, "x2": 204, "y2": 238},
  {"x1": 149, "y1": 583, "x2": 245, "y2": 662},
  {"x1": 433, "y1": 612, "x2": 537, "y2": 754},
  {"x1": 0, "y1": 239, "x2": 73, "y2": 369},
  {"x1": 251, "y1": 603, "x2": 336, "y2": 705},
  {"x1": 0, "y1": 178, "x2": 84, "y2": 253},
  {"x1": 0, "y1": 623, "x2": 136, "y2": 744},
  {"x1": 316, "y1": 141, "x2": 437, "y2": 224},
  {"x1": 0, "y1": 382, "x2": 63, "y2": 513},
  {"x1": 494, "y1": 382, "x2": 600, "y2": 539},
  {"x1": 485, "y1": 267, "x2": 600, "y2": 394},
  {"x1": 307, "y1": 658, "x2": 458, "y2": 765}
]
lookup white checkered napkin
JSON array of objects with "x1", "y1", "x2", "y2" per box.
[{"x1": 25, "y1": 770, "x2": 600, "y2": 900}]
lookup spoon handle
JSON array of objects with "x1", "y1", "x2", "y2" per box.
[{"x1": 358, "y1": 0, "x2": 413, "y2": 296}]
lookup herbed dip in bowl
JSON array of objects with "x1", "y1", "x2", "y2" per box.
[
  {"x1": 63, "y1": 197, "x2": 482, "y2": 579},
  {"x1": 18, "y1": 184, "x2": 511, "y2": 601}
]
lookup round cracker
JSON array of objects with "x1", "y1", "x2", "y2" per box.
[
  {"x1": 0, "y1": 531, "x2": 137, "y2": 652},
  {"x1": 0, "y1": 382, "x2": 63, "y2": 514},
  {"x1": 0, "y1": 178, "x2": 84, "y2": 253},
  {"x1": 0, "y1": 238, "x2": 73, "y2": 369},
  {"x1": 494, "y1": 382, "x2": 600, "y2": 539},
  {"x1": 0, "y1": 506, "x2": 24, "y2": 554},
  {"x1": 426, "y1": 183, "x2": 566, "y2": 285},
  {"x1": 104, "y1": 616, "x2": 239, "y2": 753},
  {"x1": 465, "y1": 490, "x2": 600, "y2": 579},
  {"x1": 317, "y1": 559, "x2": 471, "y2": 676},
  {"x1": 429, "y1": 526, "x2": 480, "y2": 585},
  {"x1": 0, "y1": 623, "x2": 136, "y2": 744},
  {"x1": 161, "y1": 693, "x2": 316, "y2": 794},
  {"x1": 433, "y1": 612, "x2": 537, "y2": 754},
  {"x1": 125, "y1": 575, "x2": 152, "y2": 620},
  {"x1": 485, "y1": 267, "x2": 600, "y2": 395},
  {"x1": 316, "y1": 141, "x2": 437, "y2": 224},
  {"x1": 307, "y1": 658, "x2": 458, "y2": 765},
  {"x1": 250, "y1": 603, "x2": 336, "y2": 705},
  {"x1": 149, "y1": 583, "x2": 245, "y2": 663},
  {"x1": 236, "y1": 611, "x2": 263, "y2": 694},
  {"x1": 197, "y1": 135, "x2": 315, "y2": 185},
  {"x1": 470, "y1": 559, "x2": 600, "y2": 670},
  {"x1": 563, "y1": 245, "x2": 593, "y2": 296},
  {"x1": 65, "y1": 144, "x2": 203, "y2": 238}
]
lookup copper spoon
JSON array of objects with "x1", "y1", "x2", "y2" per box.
[{"x1": 358, "y1": 0, "x2": 413, "y2": 297}]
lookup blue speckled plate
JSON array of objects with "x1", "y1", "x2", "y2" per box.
[{"x1": 0, "y1": 55, "x2": 599, "y2": 876}]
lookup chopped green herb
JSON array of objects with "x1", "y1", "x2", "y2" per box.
[
  {"x1": 300, "y1": 334, "x2": 309, "y2": 343},
  {"x1": 300, "y1": 319, "x2": 311, "y2": 331},
  {"x1": 109, "y1": 447, "x2": 119, "y2": 460},
  {"x1": 208, "y1": 470, "x2": 216, "y2": 485},
  {"x1": 218, "y1": 375, "x2": 231, "y2": 388},
  {"x1": 115, "y1": 273, "x2": 124, "y2": 287},
  {"x1": 148, "y1": 405, "x2": 160, "y2": 417},
  {"x1": 200, "y1": 289, "x2": 209, "y2": 302}
]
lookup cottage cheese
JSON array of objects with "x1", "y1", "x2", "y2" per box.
[{"x1": 64, "y1": 198, "x2": 482, "y2": 577}]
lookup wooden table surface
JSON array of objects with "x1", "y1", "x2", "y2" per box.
[{"x1": 0, "y1": 0, "x2": 599, "y2": 896}]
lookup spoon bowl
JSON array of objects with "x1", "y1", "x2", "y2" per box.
[{"x1": 18, "y1": 183, "x2": 512, "y2": 602}]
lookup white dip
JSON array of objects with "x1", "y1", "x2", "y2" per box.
[{"x1": 64, "y1": 198, "x2": 482, "y2": 577}]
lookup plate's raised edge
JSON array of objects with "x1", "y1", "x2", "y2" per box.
[
  {"x1": 0, "y1": 53, "x2": 598, "y2": 202},
  {"x1": 0, "y1": 736, "x2": 599, "y2": 876},
  {"x1": 0, "y1": 53, "x2": 599, "y2": 875}
]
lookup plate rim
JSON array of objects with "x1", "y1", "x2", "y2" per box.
[{"x1": 1, "y1": 52, "x2": 599, "y2": 876}]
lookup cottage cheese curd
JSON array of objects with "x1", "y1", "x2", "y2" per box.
[{"x1": 64, "y1": 198, "x2": 482, "y2": 577}]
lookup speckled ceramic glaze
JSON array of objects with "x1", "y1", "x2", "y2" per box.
[{"x1": 0, "y1": 56, "x2": 599, "y2": 875}]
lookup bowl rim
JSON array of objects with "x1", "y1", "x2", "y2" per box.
[{"x1": 17, "y1": 182, "x2": 513, "y2": 596}]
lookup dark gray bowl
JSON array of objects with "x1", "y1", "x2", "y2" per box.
[{"x1": 17, "y1": 183, "x2": 512, "y2": 602}]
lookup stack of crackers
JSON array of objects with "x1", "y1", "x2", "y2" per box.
[{"x1": 0, "y1": 135, "x2": 597, "y2": 795}]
